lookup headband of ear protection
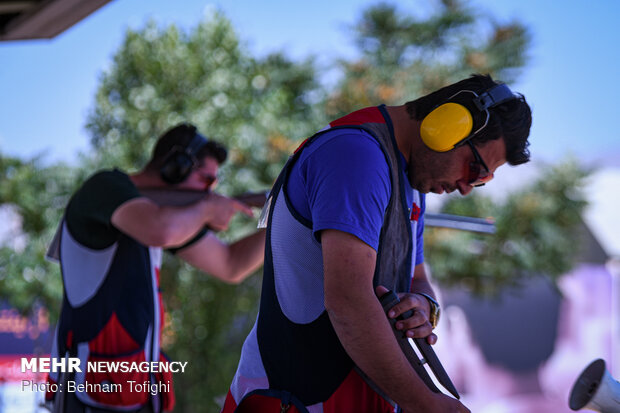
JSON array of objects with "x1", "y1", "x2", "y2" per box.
[
  {"x1": 420, "y1": 83, "x2": 516, "y2": 152},
  {"x1": 160, "y1": 132, "x2": 209, "y2": 184}
]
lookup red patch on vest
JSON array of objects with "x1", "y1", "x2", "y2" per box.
[
  {"x1": 88, "y1": 312, "x2": 139, "y2": 355},
  {"x1": 329, "y1": 106, "x2": 385, "y2": 127},
  {"x1": 410, "y1": 202, "x2": 421, "y2": 221}
]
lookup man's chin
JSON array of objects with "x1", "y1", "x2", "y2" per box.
[
  {"x1": 417, "y1": 184, "x2": 433, "y2": 194},
  {"x1": 428, "y1": 184, "x2": 445, "y2": 195},
  {"x1": 411, "y1": 180, "x2": 442, "y2": 195}
]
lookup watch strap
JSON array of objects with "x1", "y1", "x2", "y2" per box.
[{"x1": 417, "y1": 292, "x2": 441, "y2": 329}]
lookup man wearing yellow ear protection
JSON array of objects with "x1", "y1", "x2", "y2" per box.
[{"x1": 222, "y1": 74, "x2": 532, "y2": 413}]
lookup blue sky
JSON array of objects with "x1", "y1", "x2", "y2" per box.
[{"x1": 1, "y1": 0, "x2": 619, "y2": 167}]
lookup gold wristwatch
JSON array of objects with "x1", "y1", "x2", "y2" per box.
[{"x1": 418, "y1": 293, "x2": 441, "y2": 329}]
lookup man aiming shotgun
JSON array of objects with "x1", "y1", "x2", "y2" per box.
[
  {"x1": 46, "y1": 123, "x2": 265, "y2": 413},
  {"x1": 222, "y1": 74, "x2": 532, "y2": 413}
]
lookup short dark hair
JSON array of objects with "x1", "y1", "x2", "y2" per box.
[
  {"x1": 146, "y1": 123, "x2": 227, "y2": 171},
  {"x1": 406, "y1": 74, "x2": 532, "y2": 165}
]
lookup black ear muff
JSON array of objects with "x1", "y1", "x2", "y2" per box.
[
  {"x1": 160, "y1": 133, "x2": 208, "y2": 184},
  {"x1": 420, "y1": 83, "x2": 516, "y2": 152}
]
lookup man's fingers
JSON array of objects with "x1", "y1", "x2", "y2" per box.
[
  {"x1": 386, "y1": 293, "x2": 422, "y2": 319},
  {"x1": 210, "y1": 224, "x2": 226, "y2": 232},
  {"x1": 375, "y1": 285, "x2": 390, "y2": 298},
  {"x1": 397, "y1": 321, "x2": 433, "y2": 339},
  {"x1": 209, "y1": 192, "x2": 254, "y2": 217},
  {"x1": 394, "y1": 311, "x2": 428, "y2": 331},
  {"x1": 233, "y1": 200, "x2": 254, "y2": 217}
]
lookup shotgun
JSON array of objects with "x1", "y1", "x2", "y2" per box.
[{"x1": 138, "y1": 188, "x2": 268, "y2": 208}]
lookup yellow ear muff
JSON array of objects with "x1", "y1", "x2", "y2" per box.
[{"x1": 420, "y1": 102, "x2": 474, "y2": 152}]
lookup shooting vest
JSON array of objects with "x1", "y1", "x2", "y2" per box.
[
  {"x1": 228, "y1": 105, "x2": 422, "y2": 411},
  {"x1": 46, "y1": 173, "x2": 174, "y2": 412}
]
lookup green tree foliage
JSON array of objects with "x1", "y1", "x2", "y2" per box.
[
  {"x1": 327, "y1": 0, "x2": 530, "y2": 117},
  {"x1": 0, "y1": 153, "x2": 76, "y2": 318},
  {"x1": 425, "y1": 160, "x2": 590, "y2": 295}
]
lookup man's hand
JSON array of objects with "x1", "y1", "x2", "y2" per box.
[
  {"x1": 376, "y1": 285, "x2": 437, "y2": 345},
  {"x1": 202, "y1": 193, "x2": 254, "y2": 231}
]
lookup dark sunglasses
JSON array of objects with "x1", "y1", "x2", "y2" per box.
[{"x1": 465, "y1": 141, "x2": 493, "y2": 187}]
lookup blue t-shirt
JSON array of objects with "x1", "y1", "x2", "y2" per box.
[{"x1": 285, "y1": 128, "x2": 425, "y2": 264}]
